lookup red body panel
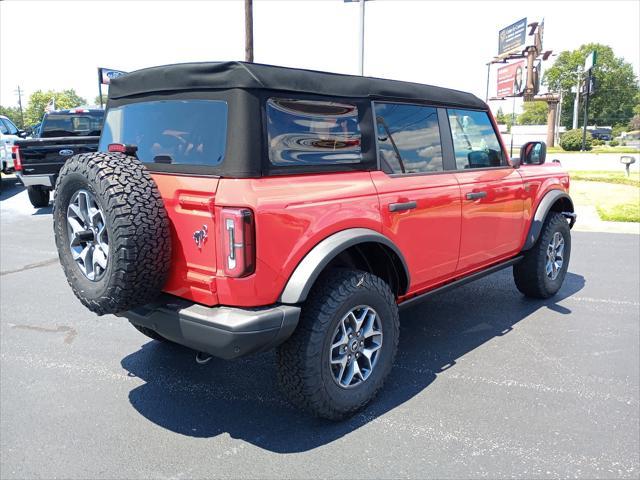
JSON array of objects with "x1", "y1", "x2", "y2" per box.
[
  {"x1": 370, "y1": 171, "x2": 462, "y2": 293},
  {"x1": 151, "y1": 173, "x2": 220, "y2": 306},
  {"x1": 454, "y1": 168, "x2": 525, "y2": 274}
]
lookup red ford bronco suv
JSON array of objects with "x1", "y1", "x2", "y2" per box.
[{"x1": 52, "y1": 62, "x2": 575, "y2": 420}]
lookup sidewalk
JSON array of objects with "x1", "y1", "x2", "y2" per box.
[{"x1": 573, "y1": 204, "x2": 640, "y2": 234}]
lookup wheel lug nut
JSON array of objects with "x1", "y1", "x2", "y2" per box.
[
  {"x1": 360, "y1": 341, "x2": 364, "y2": 346},
  {"x1": 356, "y1": 352, "x2": 360, "y2": 358}
]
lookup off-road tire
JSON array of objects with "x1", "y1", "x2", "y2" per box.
[
  {"x1": 514, "y1": 212, "x2": 571, "y2": 299},
  {"x1": 53, "y1": 152, "x2": 171, "y2": 315},
  {"x1": 27, "y1": 186, "x2": 50, "y2": 208},
  {"x1": 276, "y1": 269, "x2": 399, "y2": 420},
  {"x1": 132, "y1": 324, "x2": 169, "y2": 342}
]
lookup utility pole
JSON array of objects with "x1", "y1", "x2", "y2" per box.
[
  {"x1": 572, "y1": 71, "x2": 581, "y2": 130},
  {"x1": 358, "y1": 0, "x2": 365, "y2": 75},
  {"x1": 581, "y1": 70, "x2": 593, "y2": 151},
  {"x1": 15, "y1": 86, "x2": 25, "y2": 128},
  {"x1": 581, "y1": 51, "x2": 596, "y2": 151},
  {"x1": 244, "y1": 0, "x2": 254, "y2": 63}
]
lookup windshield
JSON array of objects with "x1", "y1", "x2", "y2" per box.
[
  {"x1": 42, "y1": 112, "x2": 104, "y2": 138},
  {"x1": 99, "y1": 100, "x2": 227, "y2": 167}
]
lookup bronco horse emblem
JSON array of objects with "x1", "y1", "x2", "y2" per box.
[{"x1": 193, "y1": 225, "x2": 208, "y2": 249}]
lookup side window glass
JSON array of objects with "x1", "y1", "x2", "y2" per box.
[
  {"x1": 0, "y1": 121, "x2": 8, "y2": 135},
  {"x1": 2, "y1": 119, "x2": 19, "y2": 135},
  {"x1": 266, "y1": 98, "x2": 362, "y2": 166},
  {"x1": 374, "y1": 103, "x2": 443, "y2": 174},
  {"x1": 448, "y1": 109, "x2": 505, "y2": 169}
]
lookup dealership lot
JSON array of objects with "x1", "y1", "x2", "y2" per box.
[{"x1": 1, "y1": 176, "x2": 638, "y2": 479}]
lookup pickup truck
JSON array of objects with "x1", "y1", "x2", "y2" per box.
[
  {"x1": 52, "y1": 62, "x2": 576, "y2": 420},
  {"x1": 14, "y1": 108, "x2": 104, "y2": 207}
]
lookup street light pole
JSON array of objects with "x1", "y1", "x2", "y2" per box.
[
  {"x1": 358, "y1": 0, "x2": 365, "y2": 75},
  {"x1": 245, "y1": 0, "x2": 254, "y2": 63}
]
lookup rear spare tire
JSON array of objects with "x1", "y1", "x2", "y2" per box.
[{"x1": 53, "y1": 152, "x2": 171, "y2": 315}]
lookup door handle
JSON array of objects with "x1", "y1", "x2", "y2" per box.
[
  {"x1": 388, "y1": 201, "x2": 417, "y2": 212},
  {"x1": 465, "y1": 191, "x2": 487, "y2": 200}
]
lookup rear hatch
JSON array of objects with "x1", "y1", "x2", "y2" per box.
[{"x1": 99, "y1": 99, "x2": 228, "y2": 306}]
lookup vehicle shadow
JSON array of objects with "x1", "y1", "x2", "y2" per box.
[
  {"x1": 0, "y1": 175, "x2": 24, "y2": 201},
  {"x1": 32, "y1": 205, "x2": 52, "y2": 215},
  {"x1": 121, "y1": 269, "x2": 585, "y2": 453}
]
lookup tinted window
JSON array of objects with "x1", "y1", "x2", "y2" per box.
[
  {"x1": 374, "y1": 103, "x2": 443, "y2": 174},
  {"x1": 0, "y1": 120, "x2": 8, "y2": 135},
  {"x1": 2, "y1": 118, "x2": 19, "y2": 135},
  {"x1": 266, "y1": 98, "x2": 362, "y2": 166},
  {"x1": 42, "y1": 112, "x2": 104, "y2": 138},
  {"x1": 448, "y1": 109, "x2": 505, "y2": 169},
  {"x1": 99, "y1": 100, "x2": 227, "y2": 166}
]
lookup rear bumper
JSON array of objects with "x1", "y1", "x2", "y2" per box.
[
  {"x1": 17, "y1": 173, "x2": 56, "y2": 188},
  {"x1": 117, "y1": 295, "x2": 301, "y2": 360}
]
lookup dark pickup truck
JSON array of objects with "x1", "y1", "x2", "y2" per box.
[{"x1": 14, "y1": 108, "x2": 104, "y2": 207}]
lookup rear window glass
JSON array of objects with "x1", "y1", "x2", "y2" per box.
[
  {"x1": 99, "y1": 100, "x2": 227, "y2": 166},
  {"x1": 42, "y1": 112, "x2": 104, "y2": 138},
  {"x1": 266, "y1": 98, "x2": 362, "y2": 166}
]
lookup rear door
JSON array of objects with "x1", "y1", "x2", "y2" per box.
[
  {"x1": 371, "y1": 103, "x2": 461, "y2": 293},
  {"x1": 99, "y1": 99, "x2": 228, "y2": 306},
  {"x1": 446, "y1": 108, "x2": 524, "y2": 274}
]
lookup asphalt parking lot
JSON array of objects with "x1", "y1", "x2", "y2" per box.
[{"x1": 1, "y1": 175, "x2": 639, "y2": 479}]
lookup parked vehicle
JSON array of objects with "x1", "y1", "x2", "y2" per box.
[
  {"x1": 52, "y1": 62, "x2": 576, "y2": 419},
  {"x1": 14, "y1": 108, "x2": 104, "y2": 207},
  {"x1": 1, "y1": 114, "x2": 25, "y2": 175}
]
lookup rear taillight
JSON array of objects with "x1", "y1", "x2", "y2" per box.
[
  {"x1": 220, "y1": 208, "x2": 255, "y2": 277},
  {"x1": 108, "y1": 143, "x2": 138, "y2": 155},
  {"x1": 11, "y1": 146, "x2": 22, "y2": 171}
]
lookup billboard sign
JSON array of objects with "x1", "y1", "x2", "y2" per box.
[
  {"x1": 498, "y1": 18, "x2": 527, "y2": 56},
  {"x1": 497, "y1": 60, "x2": 525, "y2": 97},
  {"x1": 98, "y1": 67, "x2": 127, "y2": 85}
]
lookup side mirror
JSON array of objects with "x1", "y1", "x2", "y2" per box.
[
  {"x1": 18, "y1": 130, "x2": 29, "y2": 138},
  {"x1": 520, "y1": 141, "x2": 547, "y2": 165}
]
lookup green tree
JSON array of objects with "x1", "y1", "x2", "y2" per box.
[
  {"x1": 495, "y1": 107, "x2": 507, "y2": 124},
  {"x1": 517, "y1": 101, "x2": 548, "y2": 125},
  {"x1": 94, "y1": 94, "x2": 108, "y2": 106},
  {"x1": 544, "y1": 43, "x2": 639, "y2": 128},
  {"x1": 0, "y1": 105, "x2": 24, "y2": 129},
  {"x1": 24, "y1": 89, "x2": 86, "y2": 125}
]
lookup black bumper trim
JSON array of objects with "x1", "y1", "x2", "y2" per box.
[{"x1": 117, "y1": 296, "x2": 300, "y2": 360}]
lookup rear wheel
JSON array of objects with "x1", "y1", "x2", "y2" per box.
[
  {"x1": 27, "y1": 186, "x2": 50, "y2": 208},
  {"x1": 513, "y1": 212, "x2": 571, "y2": 298},
  {"x1": 276, "y1": 269, "x2": 399, "y2": 420}
]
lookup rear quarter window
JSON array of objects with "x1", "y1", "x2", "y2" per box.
[
  {"x1": 266, "y1": 98, "x2": 362, "y2": 166},
  {"x1": 99, "y1": 100, "x2": 227, "y2": 167}
]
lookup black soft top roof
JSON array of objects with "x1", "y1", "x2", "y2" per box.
[{"x1": 108, "y1": 61, "x2": 486, "y2": 109}]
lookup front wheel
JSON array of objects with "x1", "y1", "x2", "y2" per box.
[
  {"x1": 514, "y1": 212, "x2": 571, "y2": 298},
  {"x1": 27, "y1": 186, "x2": 50, "y2": 208},
  {"x1": 276, "y1": 269, "x2": 399, "y2": 420}
]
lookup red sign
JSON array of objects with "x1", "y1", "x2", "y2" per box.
[{"x1": 497, "y1": 60, "x2": 525, "y2": 97}]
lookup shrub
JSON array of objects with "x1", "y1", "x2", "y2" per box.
[
  {"x1": 592, "y1": 138, "x2": 604, "y2": 146},
  {"x1": 610, "y1": 139, "x2": 620, "y2": 147},
  {"x1": 560, "y1": 129, "x2": 593, "y2": 151}
]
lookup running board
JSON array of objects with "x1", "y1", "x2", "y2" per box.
[{"x1": 398, "y1": 256, "x2": 523, "y2": 311}]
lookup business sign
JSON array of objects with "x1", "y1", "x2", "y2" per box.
[
  {"x1": 497, "y1": 60, "x2": 525, "y2": 97},
  {"x1": 98, "y1": 67, "x2": 127, "y2": 85},
  {"x1": 584, "y1": 51, "x2": 597, "y2": 71},
  {"x1": 498, "y1": 18, "x2": 527, "y2": 56}
]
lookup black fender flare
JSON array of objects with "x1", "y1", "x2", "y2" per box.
[
  {"x1": 522, "y1": 189, "x2": 575, "y2": 251},
  {"x1": 279, "y1": 228, "x2": 410, "y2": 304}
]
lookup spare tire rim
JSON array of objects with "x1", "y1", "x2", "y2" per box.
[
  {"x1": 66, "y1": 189, "x2": 109, "y2": 281},
  {"x1": 546, "y1": 231, "x2": 565, "y2": 280},
  {"x1": 330, "y1": 305, "x2": 383, "y2": 389}
]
